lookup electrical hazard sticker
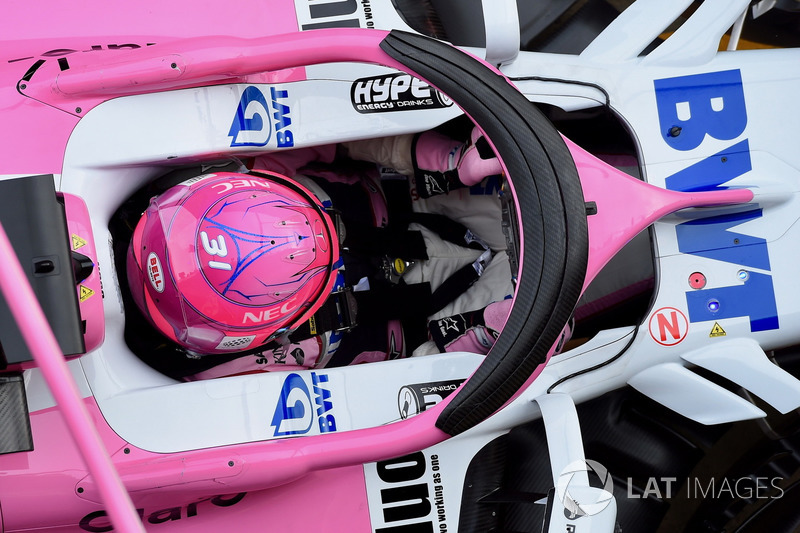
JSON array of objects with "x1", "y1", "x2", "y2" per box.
[
  {"x1": 79, "y1": 285, "x2": 94, "y2": 302},
  {"x1": 71, "y1": 234, "x2": 87, "y2": 250},
  {"x1": 709, "y1": 322, "x2": 727, "y2": 337}
]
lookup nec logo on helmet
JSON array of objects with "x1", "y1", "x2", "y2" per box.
[{"x1": 243, "y1": 298, "x2": 299, "y2": 324}]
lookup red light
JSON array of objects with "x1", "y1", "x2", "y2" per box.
[{"x1": 689, "y1": 272, "x2": 706, "y2": 289}]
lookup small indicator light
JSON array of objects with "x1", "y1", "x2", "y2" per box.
[
  {"x1": 689, "y1": 272, "x2": 707, "y2": 289},
  {"x1": 708, "y1": 299, "x2": 721, "y2": 313}
]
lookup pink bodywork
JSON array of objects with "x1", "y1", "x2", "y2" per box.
[
  {"x1": 0, "y1": 0, "x2": 303, "y2": 175},
  {"x1": 64, "y1": 193, "x2": 105, "y2": 354},
  {"x1": 0, "y1": 2, "x2": 755, "y2": 532}
]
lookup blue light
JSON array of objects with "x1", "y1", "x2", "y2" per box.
[
  {"x1": 708, "y1": 299, "x2": 721, "y2": 312},
  {"x1": 738, "y1": 269, "x2": 749, "y2": 281}
]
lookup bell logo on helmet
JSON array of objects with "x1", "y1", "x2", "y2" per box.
[{"x1": 147, "y1": 252, "x2": 165, "y2": 293}]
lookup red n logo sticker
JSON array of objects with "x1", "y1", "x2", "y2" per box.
[{"x1": 648, "y1": 307, "x2": 688, "y2": 346}]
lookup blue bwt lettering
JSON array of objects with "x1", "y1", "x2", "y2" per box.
[
  {"x1": 655, "y1": 69, "x2": 748, "y2": 151},
  {"x1": 655, "y1": 69, "x2": 778, "y2": 332}
]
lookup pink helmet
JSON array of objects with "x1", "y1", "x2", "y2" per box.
[{"x1": 127, "y1": 171, "x2": 340, "y2": 355}]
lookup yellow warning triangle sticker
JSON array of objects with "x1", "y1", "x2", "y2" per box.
[
  {"x1": 709, "y1": 322, "x2": 726, "y2": 337},
  {"x1": 72, "y1": 234, "x2": 87, "y2": 250},
  {"x1": 79, "y1": 285, "x2": 94, "y2": 302}
]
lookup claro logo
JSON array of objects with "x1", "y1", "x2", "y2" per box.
[{"x1": 79, "y1": 493, "x2": 247, "y2": 532}]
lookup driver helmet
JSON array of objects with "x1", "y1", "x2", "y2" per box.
[{"x1": 127, "y1": 170, "x2": 340, "y2": 355}]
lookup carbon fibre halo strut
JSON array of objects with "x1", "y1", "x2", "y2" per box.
[{"x1": 380, "y1": 30, "x2": 588, "y2": 436}]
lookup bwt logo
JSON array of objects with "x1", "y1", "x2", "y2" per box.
[
  {"x1": 270, "y1": 372, "x2": 336, "y2": 436},
  {"x1": 229, "y1": 86, "x2": 294, "y2": 148},
  {"x1": 654, "y1": 69, "x2": 778, "y2": 332}
]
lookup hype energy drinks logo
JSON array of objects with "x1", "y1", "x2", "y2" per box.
[
  {"x1": 654, "y1": 69, "x2": 778, "y2": 333},
  {"x1": 397, "y1": 379, "x2": 465, "y2": 420},
  {"x1": 351, "y1": 73, "x2": 453, "y2": 114},
  {"x1": 271, "y1": 372, "x2": 337, "y2": 436}
]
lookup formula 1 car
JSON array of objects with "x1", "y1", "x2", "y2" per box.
[{"x1": 2, "y1": 1, "x2": 800, "y2": 532}]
